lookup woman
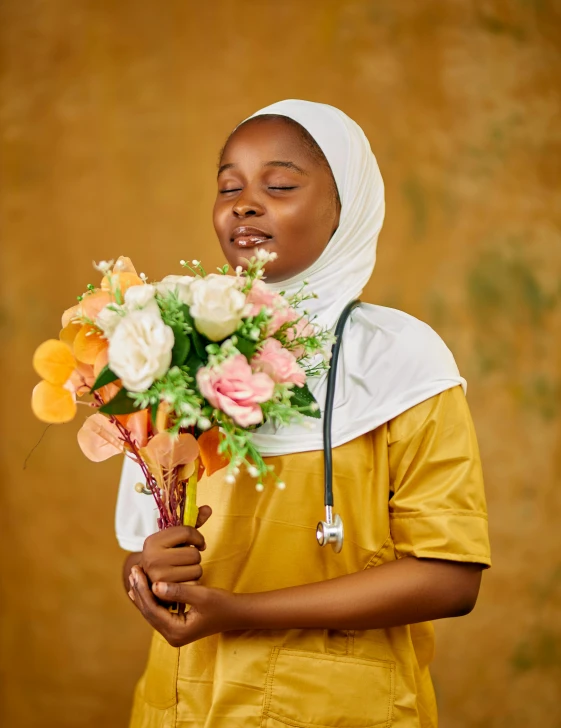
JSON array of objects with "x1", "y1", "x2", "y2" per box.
[{"x1": 119, "y1": 100, "x2": 491, "y2": 727}]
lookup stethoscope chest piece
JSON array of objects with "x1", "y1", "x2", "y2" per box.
[
  {"x1": 317, "y1": 299, "x2": 361, "y2": 555},
  {"x1": 316, "y1": 507, "x2": 344, "y2": 553}
]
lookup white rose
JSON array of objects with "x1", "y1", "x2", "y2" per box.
[
  {"x1": 96, "y1": 304, "x2": 124, "y2": 339},
  {"x1": 124, "y1": 284, "x2": 157, "y2": 309},
  {"x1": 96, "y1": 285, "x2": 159, "y2": 340},
  {"x1": 190, "y1": 274, "x2": 246, "y2": 341},
  {"x1": 155, "y1": 275, "x2": 194, "y2": 305},
  {"x1": 108, "y1": 309, "x2": 174, "y2": 391}
]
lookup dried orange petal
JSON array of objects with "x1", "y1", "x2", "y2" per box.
[
  {"x1": 31, "y1": 380, "x2": 77, "y2": 423},
  {"x1": 141, "y1": 432, "x2": 199, "y2": 471},
  {"x1": 119, "y1": 409, "x2": 149, "y2": 448},
  {"x1": 198, "y1": 427, "x2": 229, "y2": 477},
  {"x1": 77, "y1": 413, "x2": 124, "y2": 462},
  {"x1": 33, "y1": 339, "x2": 76, "y2": 385}
]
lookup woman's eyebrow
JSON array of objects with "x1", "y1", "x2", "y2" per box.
[
  {"x1": 217, "y1": 162, "x2": 235, "y2": 177},
  {"x1": 264, "y1": 160, "x2": 308, "y2": 175},
  {"x1": 217, "y1": 160, "x2": 309, "y2": 178}
]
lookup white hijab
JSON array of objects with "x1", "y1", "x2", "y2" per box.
[{"x1": 247, "y1": 99, "x2": 466, "y2": 456}]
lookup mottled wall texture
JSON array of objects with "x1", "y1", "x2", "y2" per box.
[{"x1": 1, "y1": 1, "x2": 560, "y2": 726}]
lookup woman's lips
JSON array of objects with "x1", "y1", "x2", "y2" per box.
[
  {"x1": 230, "y1": 226, "x2": 273, "y2": 248},
  {"x1": 232, "y1": 235, "x2": 273, "y2": 248}
]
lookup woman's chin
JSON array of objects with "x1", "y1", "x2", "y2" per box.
[{"x1": 220, "y1": 241, "x2": 305, "y2": 284}]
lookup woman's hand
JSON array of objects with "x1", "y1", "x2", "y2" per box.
[
  {"x1": 140, "y1": 505, "x2": 212, "y2": 585},
  {"x1": 128, "y1": 565, "x2": 238, "y2": 647}
]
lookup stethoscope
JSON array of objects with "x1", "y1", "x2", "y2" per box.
[{"x1": 316, "y1": 299, "x2": 361, "y2": 553}]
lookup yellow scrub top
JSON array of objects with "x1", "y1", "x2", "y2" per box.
[{"x1": 128, "y1": 386, "x2": 491, "y2": 728}]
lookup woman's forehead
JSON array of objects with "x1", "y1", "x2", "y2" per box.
[{"x1": 221, "y1": 118, "x2": 317, "y2": 166}]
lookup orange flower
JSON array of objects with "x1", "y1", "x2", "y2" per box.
[
  {"x1": 32, "y1": 255, "x2": 144, "y2": 426},
  {"x1": 73, "y1": 325, "x2": 107, "y2": 366},
  {"x1": 61, "y1": 304, "x2": 81, "y2": 328},
  {"x1": 59, "y1": 321, "x2": 82, "y2": 348},
  {"x1": 102, "y1": 271, "x2": 143, "y2": 295},
  {"x1": 79, "y1": 290, "x2": 112, "y2": 321},
  {"x1": 100, "y1": 258, "x2": 143, "y2": 300}
]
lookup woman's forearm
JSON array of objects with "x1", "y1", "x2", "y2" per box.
[
  {"x1": 231, "y1": 557, "x2": 483, "y2": 632},
  {"x1": 128, "y1": 556, "x2": 484, "y2": 647}
]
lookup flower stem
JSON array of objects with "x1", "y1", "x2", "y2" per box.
[{"x1": 183, "y1": 463, "x2": 199, "y2": 528}]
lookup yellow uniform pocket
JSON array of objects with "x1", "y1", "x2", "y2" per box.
[{"x1": 262, "y1": 647, "x2": 395, "y2": 728}]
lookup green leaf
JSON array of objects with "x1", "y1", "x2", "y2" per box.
[
  {"x1": 171, "y1": 326, "x2": 190, "y2": 366},
  {"x1": 192, "y1": 329, "x2": 208, "y2": 359},
  {"x1": 181, "y1": 305, "x2": 208, "y2": 360},
  {"x1": 99, "y1": 387, "x2": 142, "y2": 415},
  {"x1": 290, "y1": 383, "x2": 321, "y2": 419},
  {"x1": 235, "y1": 337, "x2": 258, "y2": 361},
  {"x1": 90, "y1": 365, "x2": 119, "y2": 393},
  {"x1": 184, "y1": 349, "x2": 204, "y2": 376}
]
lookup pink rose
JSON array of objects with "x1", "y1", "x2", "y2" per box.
[
  {"x1": 246, "y1": 281, "x2": 297, "y2": 335},
  {"x1": 196, "y1": 354, "x2": 275, "y2": 427},
  {"x1": 251, "y1": 338, "x2": 306, "y2": 387},
  {"x1": 285, "y1": 317, "x2": 316, "y2": 359},
  {"x1": 246, "y1": 280, "x2": 278, "y2": 312}
]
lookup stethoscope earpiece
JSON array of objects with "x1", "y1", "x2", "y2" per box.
[{"x1": 318, "y1": 299, "x2": 361, "y2": 555}]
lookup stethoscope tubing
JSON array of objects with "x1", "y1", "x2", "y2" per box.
[{"x1": 323, "y1": 300, "x2": 362, "y2": 510}]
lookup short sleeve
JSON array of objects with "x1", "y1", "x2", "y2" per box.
[
  {"x1": 115, "y1": 457, "x2": 159, "y2": 552},
  {"x1": 388, "y1": 386, "x2": 491, "y2": 567}
]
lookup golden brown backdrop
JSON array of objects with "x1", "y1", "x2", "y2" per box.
[{"x1": 1, "y1": 1, "x2": 560, "y2": 726}]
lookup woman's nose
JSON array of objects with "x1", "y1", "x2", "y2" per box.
[{"x1": 233, "y1": 196, "x2": 264, "y2": 218}]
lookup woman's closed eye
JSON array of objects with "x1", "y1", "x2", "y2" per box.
[{"x1": 218, "y1": 185, "x2": 298, "y2": 194}]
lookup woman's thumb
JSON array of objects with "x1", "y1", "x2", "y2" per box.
[
  {"x1": 196, "y1": 505, "x2": 212, "y2": 528},
  {"x1": 152, "y1": 581, "x2": 204, "y2": 604}
]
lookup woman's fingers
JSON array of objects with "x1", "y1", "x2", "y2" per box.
[
  {"x1": 141, "y1": 548, "x2": 202, "y2": 583},
  {"x1": 130, "y1": 567, "x2": 177, "y2": 631},
  {"x1": 131, "y1": 567, "x2": 207, "y2": 648},
  {"x1": 195, "y1": 505, "x2": 212, "y2": 528},
  {"x1": 164, "y1": 546, "x2": 202, "y2": 566},
  {"x1": 167, "y1": 565, "x2": 203, "y2": 583},
  {"x1": 145, "y1": 525, "x2": 206, "y2": 550}
]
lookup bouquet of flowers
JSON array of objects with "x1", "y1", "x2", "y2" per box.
[{"x1": 31, "y1": 252, "x2": 331, "y2": 531}]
